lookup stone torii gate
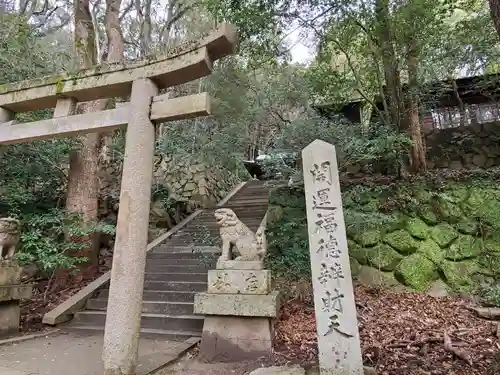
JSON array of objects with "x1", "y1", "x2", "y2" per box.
[{"x1": 0, "y1": 24, "x2": 238, "y2": 375}]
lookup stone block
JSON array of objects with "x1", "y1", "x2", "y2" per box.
[
  {"x1": 216, "y1": 260, "x2": 264, "y2": 270},
  {"x1": 0, "y1": 284, "x2": 33, "y2": 302},
  {"x1": 199, "y1": 316, "x2": 274, "y2": 362},
  {"x1": 0, "y1": 264, "x2": 22, "y2": 286},
  {"x1": 207, "y1": 270, "x2": 271, "y2": 294},
  {"x1": 0, "y1": 301, "x2": 20, "y2": 337},
  {"x1": 194, "y1": 291, "x2": 281, "y2": 317}
]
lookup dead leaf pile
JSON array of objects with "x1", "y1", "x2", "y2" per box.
[
  {"x1": 274, "y1": 284, "x2": 500, "y2": 375},
  {"x1": 20, "y1": 277, "x2": 95, "y2": 332}
]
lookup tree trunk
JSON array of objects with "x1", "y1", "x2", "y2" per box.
[
  {"x1": 405, "y1": 9, "x2": 426, "y2": 172},
  {"x1": 375, "y1": 0, "x2": 404, "y2": 129},
  {"x1": 64, "y1": 0, "x2": 124, "y2": 282},
  {"x1": 62, "y1": 0, "x2": 102, "y2": 282},
  {"x1": 489, "y1": 0, "x2": 500, "y2": 39}
]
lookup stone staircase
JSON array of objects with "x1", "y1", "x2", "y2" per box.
[{"x1": 64, "y1": 180, "x2": 269, "y2": 341}]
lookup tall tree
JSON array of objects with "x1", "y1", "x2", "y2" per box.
[
  {"x1": 65, "y1": 0, "x2": 124, "y2": 281},
  {"x1": 489, "y1": 0, "x2": 500, "y2": 38}
]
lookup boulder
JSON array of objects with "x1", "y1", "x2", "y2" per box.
[
  {"x1": 419, "y1": 205, "x2": 439, "y2": 225},
  {"x1": 456, "y1": 219, "x2": 478, "y2": 235},
  {"x1": 427, "y1": 279, "x2": 450, "y2": 297},
  {"x1": 383, "y1": 229, "x2": 419, "y2": 255},
  {"x1": 406, "y1": 218, "x2": 430, "y2": 240},
  {"x1": 356, "y1": 266, "x2": 400, "y2": 287},
  {"x1": 472, "y1": 307, "x2": 500, "y2": 320},
  {"x1": 350, "y1": 257, "x2": 362, "y2": 277},
  {"x1": 366, "y1": 244, "x2": 403, "y2": 271},
  {"x1": 353, "y1": 230, "x2": 381, "y2": 247},
  {"x1": 395, "y1": 253, "x2": 439, "y2": 291},
  {"x1": 445, "y1": 235, "x2": 481, "y2": 261},
  {"x1": 417, "y1": 239, "x2": 445, "y2": 264},
  {"x1": 430, "y1": 223, "x2": 458, "y2": 248},
  {"x1": 437, "y1": 199, "x2": 464, "y2": 224},
  {"x1": 439, "y1": 260, "x2": 477, "y2": 288},
  {"x1": 348, "y1": 240, "x2": 369, "y2": 265}
]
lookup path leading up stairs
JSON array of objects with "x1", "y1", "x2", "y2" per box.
[{"x1": 63, "y1": 180, "x2": 270, "y2": 341}]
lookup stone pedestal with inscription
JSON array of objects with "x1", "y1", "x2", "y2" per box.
[
  {"x1": 302, "y1": 140, "x2": 364, "y2": 375},
  {"x1": 0, "y1": 262, "x2": 33, "y2": 337},
  {"x1": 194, "y1": 260, "x2": 281, "y2": 362}
]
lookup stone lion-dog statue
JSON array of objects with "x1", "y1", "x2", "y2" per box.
[
  {"x1": 214, "y1": 208, "x2": 267, "y2": 261},
  {"x1": 0, "y1": 218, "x2": 21, "y2": 261}
]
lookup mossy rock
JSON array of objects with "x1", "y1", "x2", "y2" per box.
[
  {"x1": 446, "y1": 185, "x2": 470, "y2": 203},
  {"x1": 406, "y1": 218, "x2": 430, "y2": 240},
  {"x1": 445, "y1": 235, "x2": 481, "y2": 261},
  {"x1": 477, "y1": 200, "x2": 500, "y2": 228},
  {"x1": 353, "y1": 230, "x2": 381, "y2": 247},
  {"x1": 456, "y1": 219, "x2": 478, "y2": 235},
  {"x1": 484, "y1": 236, "x2": 500, "y2": 253},
  {"x1": 439, "y1": 260, "x2": 477, "y2": 289},
  {"x1": 419, "y1": 205, "x2": 439, "y2": 226},
  {"x1": 437, "y1": 199, "x2": 464, "y2": 224},
  {"x1": 383, "y1": 214, "x2": 408, "y2": 232},
  {"x1": 465, "y1": 189, "x2": 485, "y2": 213},
  {"x1": 366, "y1": 244, "x2": 403, "y2": 271},
  {"x1": 383, "y1": 230, "x2": 419, "y2": 255},
  {"x1": 477, "y1": 253, "x2": 500, "y2": 276},
  {"x1": 417, "y1": 239, "x2": 445, "y2": 264},
  {"x1": 347, "y1": 240, "x2": 369, "y2": 265},
  {"x1": 359, "y1": 198, "x2": 380, "y2": 213},
  {"x1": 414, "y1": 188, "x2": 433, "y2": 203},
  {"x1": 356, "y1": 266, "x2": 401, "y2": 287},
  {"x1": 350, "y1": 257, "x2": 362, "y2": 277},
  {"x1": 394, "y1": 253, "x2": 439, "y2": 291},
  {"x1": 430, "y1": 223, "x2": 458, "y2": 248}
]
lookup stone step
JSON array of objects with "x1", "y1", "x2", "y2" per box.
[
  {"x1": 144, "y1": 265, "x2": 213, "y2": 273},
  {"x1": 98, "y1": 289, "x2": 196, "y2": 302},
  {"x1": 64, "y1": 324, "x2": 200, "y2": 341},
  {"x1": 73, "y1": 310, "x2": 204, "y2": 332},
  {"x1": 144, "y1": 272, "x2": 207, "y2": 282},
  {"x1": 143, "y1": 280, "x2": 207, "y2": 292},
  {"x1": 147, "y1": 252, "x2": 218, "y2": 260},
  {"x1": 87, "y1": 299, "x2": 194, "y2": 315},
  {"x1": 145, "y1": 258, "x2": 216, "y2": 266},
  {"x1": 184, "y1": 219, "x2": 264, "y2": 227}
]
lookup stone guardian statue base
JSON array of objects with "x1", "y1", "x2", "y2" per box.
[
  {"x1": 194, "y1": 209, "x2": 281, "y2": 361},
  {"x1": 0, "y1": 218, "x2": 33, "y2": 337}
]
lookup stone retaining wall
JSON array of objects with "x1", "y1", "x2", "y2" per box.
[
  {"x1": 343, "y1": 121, "x2": 500, "y2": 175},
  {"x1": 266, "y1": 181, "x2": 500, "y2": 294}
]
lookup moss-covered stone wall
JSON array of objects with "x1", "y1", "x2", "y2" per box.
[{"x1": 266, "y1": 179, "x2": 500, "y2": 293}]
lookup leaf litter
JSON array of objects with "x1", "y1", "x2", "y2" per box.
[{"x1": 274, "y1": 284, "x2": 499, "y2": 375}]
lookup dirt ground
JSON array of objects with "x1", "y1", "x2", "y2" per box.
[{"x1": 275, "y1": 284, "x2": 500, "y2": 375}]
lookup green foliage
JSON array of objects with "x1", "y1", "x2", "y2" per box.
[
  {"x1": 15, "y1": 210, "x2": 115, "y2": 274},
  {"x1": 263, "y1": 117, "x2": 411, "y2": 181}
]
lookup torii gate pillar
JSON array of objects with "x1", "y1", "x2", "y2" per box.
[{"x1": 102, "y1": 78, "x2": 159, "y2": 375}]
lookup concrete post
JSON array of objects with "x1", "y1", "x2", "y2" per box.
[{"x1": 102, "y1": 78, "x2": 159, "y2": 375}]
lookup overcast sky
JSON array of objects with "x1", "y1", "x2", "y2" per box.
[{"x1": 287, "y1": 27, "x2": 315, "y2": 65}]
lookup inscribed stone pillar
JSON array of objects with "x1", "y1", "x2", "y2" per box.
[
  {"x1": 102, "y1": 78, "x2": 159, "y2": 375},
  {"x1": 302, "y1": 139, "x2": 364, "y2": 375}
]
